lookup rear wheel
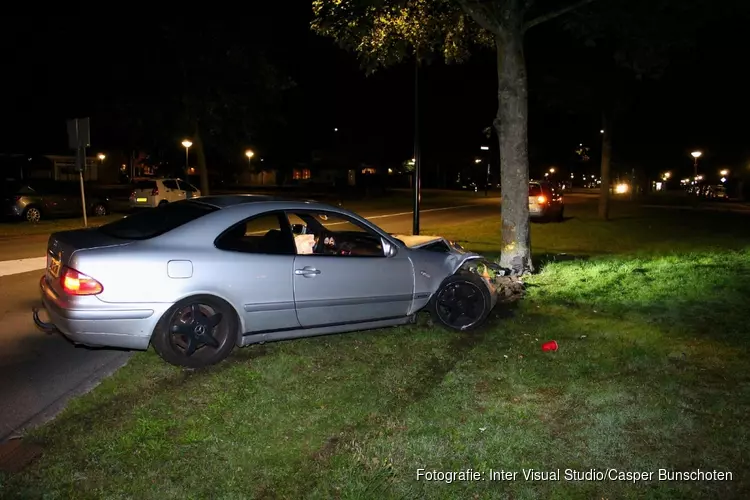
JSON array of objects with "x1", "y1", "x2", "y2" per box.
[
  {"x1": 158, "y1": 200, "x2": 169, "y2": 206},
  {"x1": 92, "y1": 203, "x2": 108, "y2": 216},
  {"x1": 428, "y1": 272, "x2": 492, "y2": 331},
  {"x1": 152, "y1": 295, "x2": 238, "y2": 368},
  {"x1": 24, "y1": 206, "x2": 41, "y2": 223}
]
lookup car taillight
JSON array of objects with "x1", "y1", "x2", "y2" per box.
[
  {"x1": 60, "y1": 266, "x2": 103, "y2": 296},
  {"x1": 151, "y1": 188, "x2": 159, "y2": 196},
  {"x1": 537, "y1": 195, "x2": 547, "y2": 204},
  {"x1": 129, "y1": 191, "x2": 136, "y2": 200}
]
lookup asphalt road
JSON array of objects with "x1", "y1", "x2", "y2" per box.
[{"x1": 0, "y1": 199, "x2": 503, "y2": 442}]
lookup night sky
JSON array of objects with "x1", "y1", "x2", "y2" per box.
[{"x1": 2, "y1": 7, "x2": 749, "y2": 182}]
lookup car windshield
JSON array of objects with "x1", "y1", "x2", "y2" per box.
[
  {"x1": 529, "y1": 184, "x2": 543, "y2": 196},
  {"x1": 98, "y1": 201, "x2": 219, "y2": 240}
]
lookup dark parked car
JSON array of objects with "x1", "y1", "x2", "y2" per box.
[{"x1": 2, "y1": 180, "x2": 110, "y2": 222}]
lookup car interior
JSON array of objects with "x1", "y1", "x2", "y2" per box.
[{"x1": 216, "y1": 212, "x2": 387, "y2": 257}]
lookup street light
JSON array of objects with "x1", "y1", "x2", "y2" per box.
[
  {"x1": 245, "y1": 149, "x2": 255, "y2": 170},
  {"x1": 182, "y1": 140, "x2": 192, "y2": 174},
  {"x1": 691, "y1": 151, "x2": 702, "y2": 179},
  {"x1": 549, "y1": 167, "x2": 556, "y2": 174},
  {"x1": 97, "y1": 153, "x2": 105, "y2": 161},
  {"x1": 720, "y1": 169, "x2": 729, "y2": 176},
  {"x1": 480, "y1": 146, "x2": 490, "y2": 195}
]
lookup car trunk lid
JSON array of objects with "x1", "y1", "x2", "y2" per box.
[{"x1": 45, "y1": 229, "x2": 134, "y2": 294}]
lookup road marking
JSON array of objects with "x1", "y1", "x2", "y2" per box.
[
  {"x1": 0, "y1": 257, "x2": 47, "y2": 278},
  {"x1": 0, "y1": 204, "x2": 486, "y2": 277}
]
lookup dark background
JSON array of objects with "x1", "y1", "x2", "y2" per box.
[{"x1": 1, "y1": 7, "x2": 748, "y2": 183}]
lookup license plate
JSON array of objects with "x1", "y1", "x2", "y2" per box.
[
  {"x1": 48, "y1": 253, "x2": 62, "y2": 278},
  {"x1": 136, "y1": 197, "x2": 147, "y2": 202}
]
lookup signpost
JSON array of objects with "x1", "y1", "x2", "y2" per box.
[{"x1": 66, "y1": 118, "x2": 91, "y2": 227}]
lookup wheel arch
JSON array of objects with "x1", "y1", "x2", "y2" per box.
[{"x1": 150, "y1": 292, "x2": 244, "y2": 346}]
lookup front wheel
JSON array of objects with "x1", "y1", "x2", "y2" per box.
[
  {"x1": 92, "y1": 204, "x2": 107, "y2": 216},
  {"x1": 24, "y1": 206, "x2": 42, "y2": 223},
  {"x1": 428, "y1": 272, "x2": 493, "y2": 331},
  {"x1": 152, "y1": 295, "x2": 238, "y2": 368}
]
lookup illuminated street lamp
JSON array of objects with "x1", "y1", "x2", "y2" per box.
[
  {"x1": 182, "y1": 140, "x2": 192, "y2": 173},
  {"x1": 720, "y1": 169, "x2": 729, "y2": 176},
  {"x1": 97, "y1": 153, "x2": 105, "y2": 161},
  {"x1": 549, "y1": 167, "x2": 556, "y2": 174},
  {"x1": 691, "y1": 151, "x2": 702, "y2": 179},
  {"x1": 245, "y1": 149, "x2": 255, "y2": 170}
]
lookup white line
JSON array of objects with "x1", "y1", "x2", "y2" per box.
[
  {"x1": 0, "y1": 257, "x2": 47, "y2": 278},
  {"x1": 0, "y1": 204, "x2": 484, "y2": 278}
]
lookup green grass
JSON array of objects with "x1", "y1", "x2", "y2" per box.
[{"x1": 1, "y1": 201, "x2": 749, "y2": 499}]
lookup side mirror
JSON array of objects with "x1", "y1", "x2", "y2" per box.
[
  {"x1": 382, "y1": 238, "x2": 398, "y2": 257},
  {"x1": 291, "y1": 223, "x2": 307, "y2": 235}
]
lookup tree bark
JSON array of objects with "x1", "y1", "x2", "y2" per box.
[
  {"x1": 495, "y1": 24, "x2": 533, "y2": 275},
  {"x1": 598, "y1": 108, "x2": 612, "y2": 220},
  {"x1": 193, "y1": 126, "x2": 211, "y2": 196}
]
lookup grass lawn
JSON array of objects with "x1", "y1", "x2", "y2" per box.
[
  {"x1": 1, "y1": 201, "x2": 749, "y2": 499},
  {"x1": 0, "y1": 189, "x2": 488, "y2": 238}
]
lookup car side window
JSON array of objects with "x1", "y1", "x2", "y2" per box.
[
  {"x1": 215, "y1": 212, "x2": 295, "y2": 255},
  {"x1": 163, "y1": 180, "x2": 179, "y2": 190},
  {"x1": 178, "y1": 181, "x2": 197, "y2": 192},
  {"x1": 286, "y1": 211, "x2": 385, "y2": 257}
]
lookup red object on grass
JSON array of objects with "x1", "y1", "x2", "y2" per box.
[{"x1": 541, "y1": 340, "x2": 558, "y2": 352}]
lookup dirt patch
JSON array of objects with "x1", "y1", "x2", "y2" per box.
[{"x1": 0, "y1": 439, "x2": 43, "y2": 473}]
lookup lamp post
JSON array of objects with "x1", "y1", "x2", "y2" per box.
[
  {"x1": 480, "y1": 145, "x2": 490, "y2": 196},
  {"x1": 245, "y1": 149, "x2": 255, "y2": 183},
  {"x1": 182, "y1": 140, "x2": 192, "y2": 175},
  {"x1": 691, "y1": 151, "x2": 702, "y2": 180}
]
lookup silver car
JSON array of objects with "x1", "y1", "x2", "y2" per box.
[{"x1": 33, "y1": 195, "x2": 504, "y2": 368}]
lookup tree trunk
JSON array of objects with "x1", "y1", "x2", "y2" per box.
[
  {"x1": 599, "y1": 109, "x2": 612, "y2": 220},
  {"x1": 495, "y1": 26, "x2": 533, "y2": 275},
  {"x1": 193, "y1": 126, "x2": 210, "y2": 196}
]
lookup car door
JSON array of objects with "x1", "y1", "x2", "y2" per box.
[
  {"x1": 162, "y1": 179, "x2": 185, "y2": 203},
  {"x1": 286, "y1": 210, "x2": 414, "y2": 328},
  {"x1": 33, "y1": 181, "x2": 70, "y2": 216},
  {"x1": 214, "y1": 211, "x2": 300, "y2": 333}
]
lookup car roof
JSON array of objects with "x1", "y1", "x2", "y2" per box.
[{"x1": 191, "y1": 194, "x2": 318, "y2": 209}]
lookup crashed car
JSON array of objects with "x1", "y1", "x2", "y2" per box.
[{"x1": 33, "y1": 195, "x2": 505, "y2": 368}]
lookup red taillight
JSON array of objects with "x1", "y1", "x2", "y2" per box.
[
  {"x1": 129, "y1": 191, "x2": 136, "y2": 200},
  {"x1": 60, "y1": 266, "x2": 103, "y2": 296},
  {"x1": 537, "y1": 195, "x2": 547, "y2": 204},
  {"x1": 151, "y1": 188, "x2": 159, "y2": 196}
]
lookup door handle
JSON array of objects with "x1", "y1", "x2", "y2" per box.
[{"x1": 295, "y1": 267, "x2": 321, "y2": 277}]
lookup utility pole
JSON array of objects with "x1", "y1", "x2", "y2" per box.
[{"x1": 412, "y1": 60, "x2": 421, "y2": 235}]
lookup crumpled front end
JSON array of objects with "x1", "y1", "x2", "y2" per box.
[{"x1": 403, "y1": 234, "x2": 511, "y2": 313}]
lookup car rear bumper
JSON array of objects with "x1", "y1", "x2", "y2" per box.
[{"x1": 33, "y1": 276, "x2": 158, "y2": 350}]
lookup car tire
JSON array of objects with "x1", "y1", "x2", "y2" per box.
[
  {"x1": 428, "y1": 271, "x2": 493, "y2": 332},
  {"x1": 93, "y1": 204, "x2": 108, "y2": 216},
  {"x1": 24, "y1": 206, "x2": 42, "y2": 223},
  {"x1": 152, "y1": 295, "x2": 239, "y2": 368},
  {"x1": 158, "y1": 200, "x2": 169, "y2": 206}
]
